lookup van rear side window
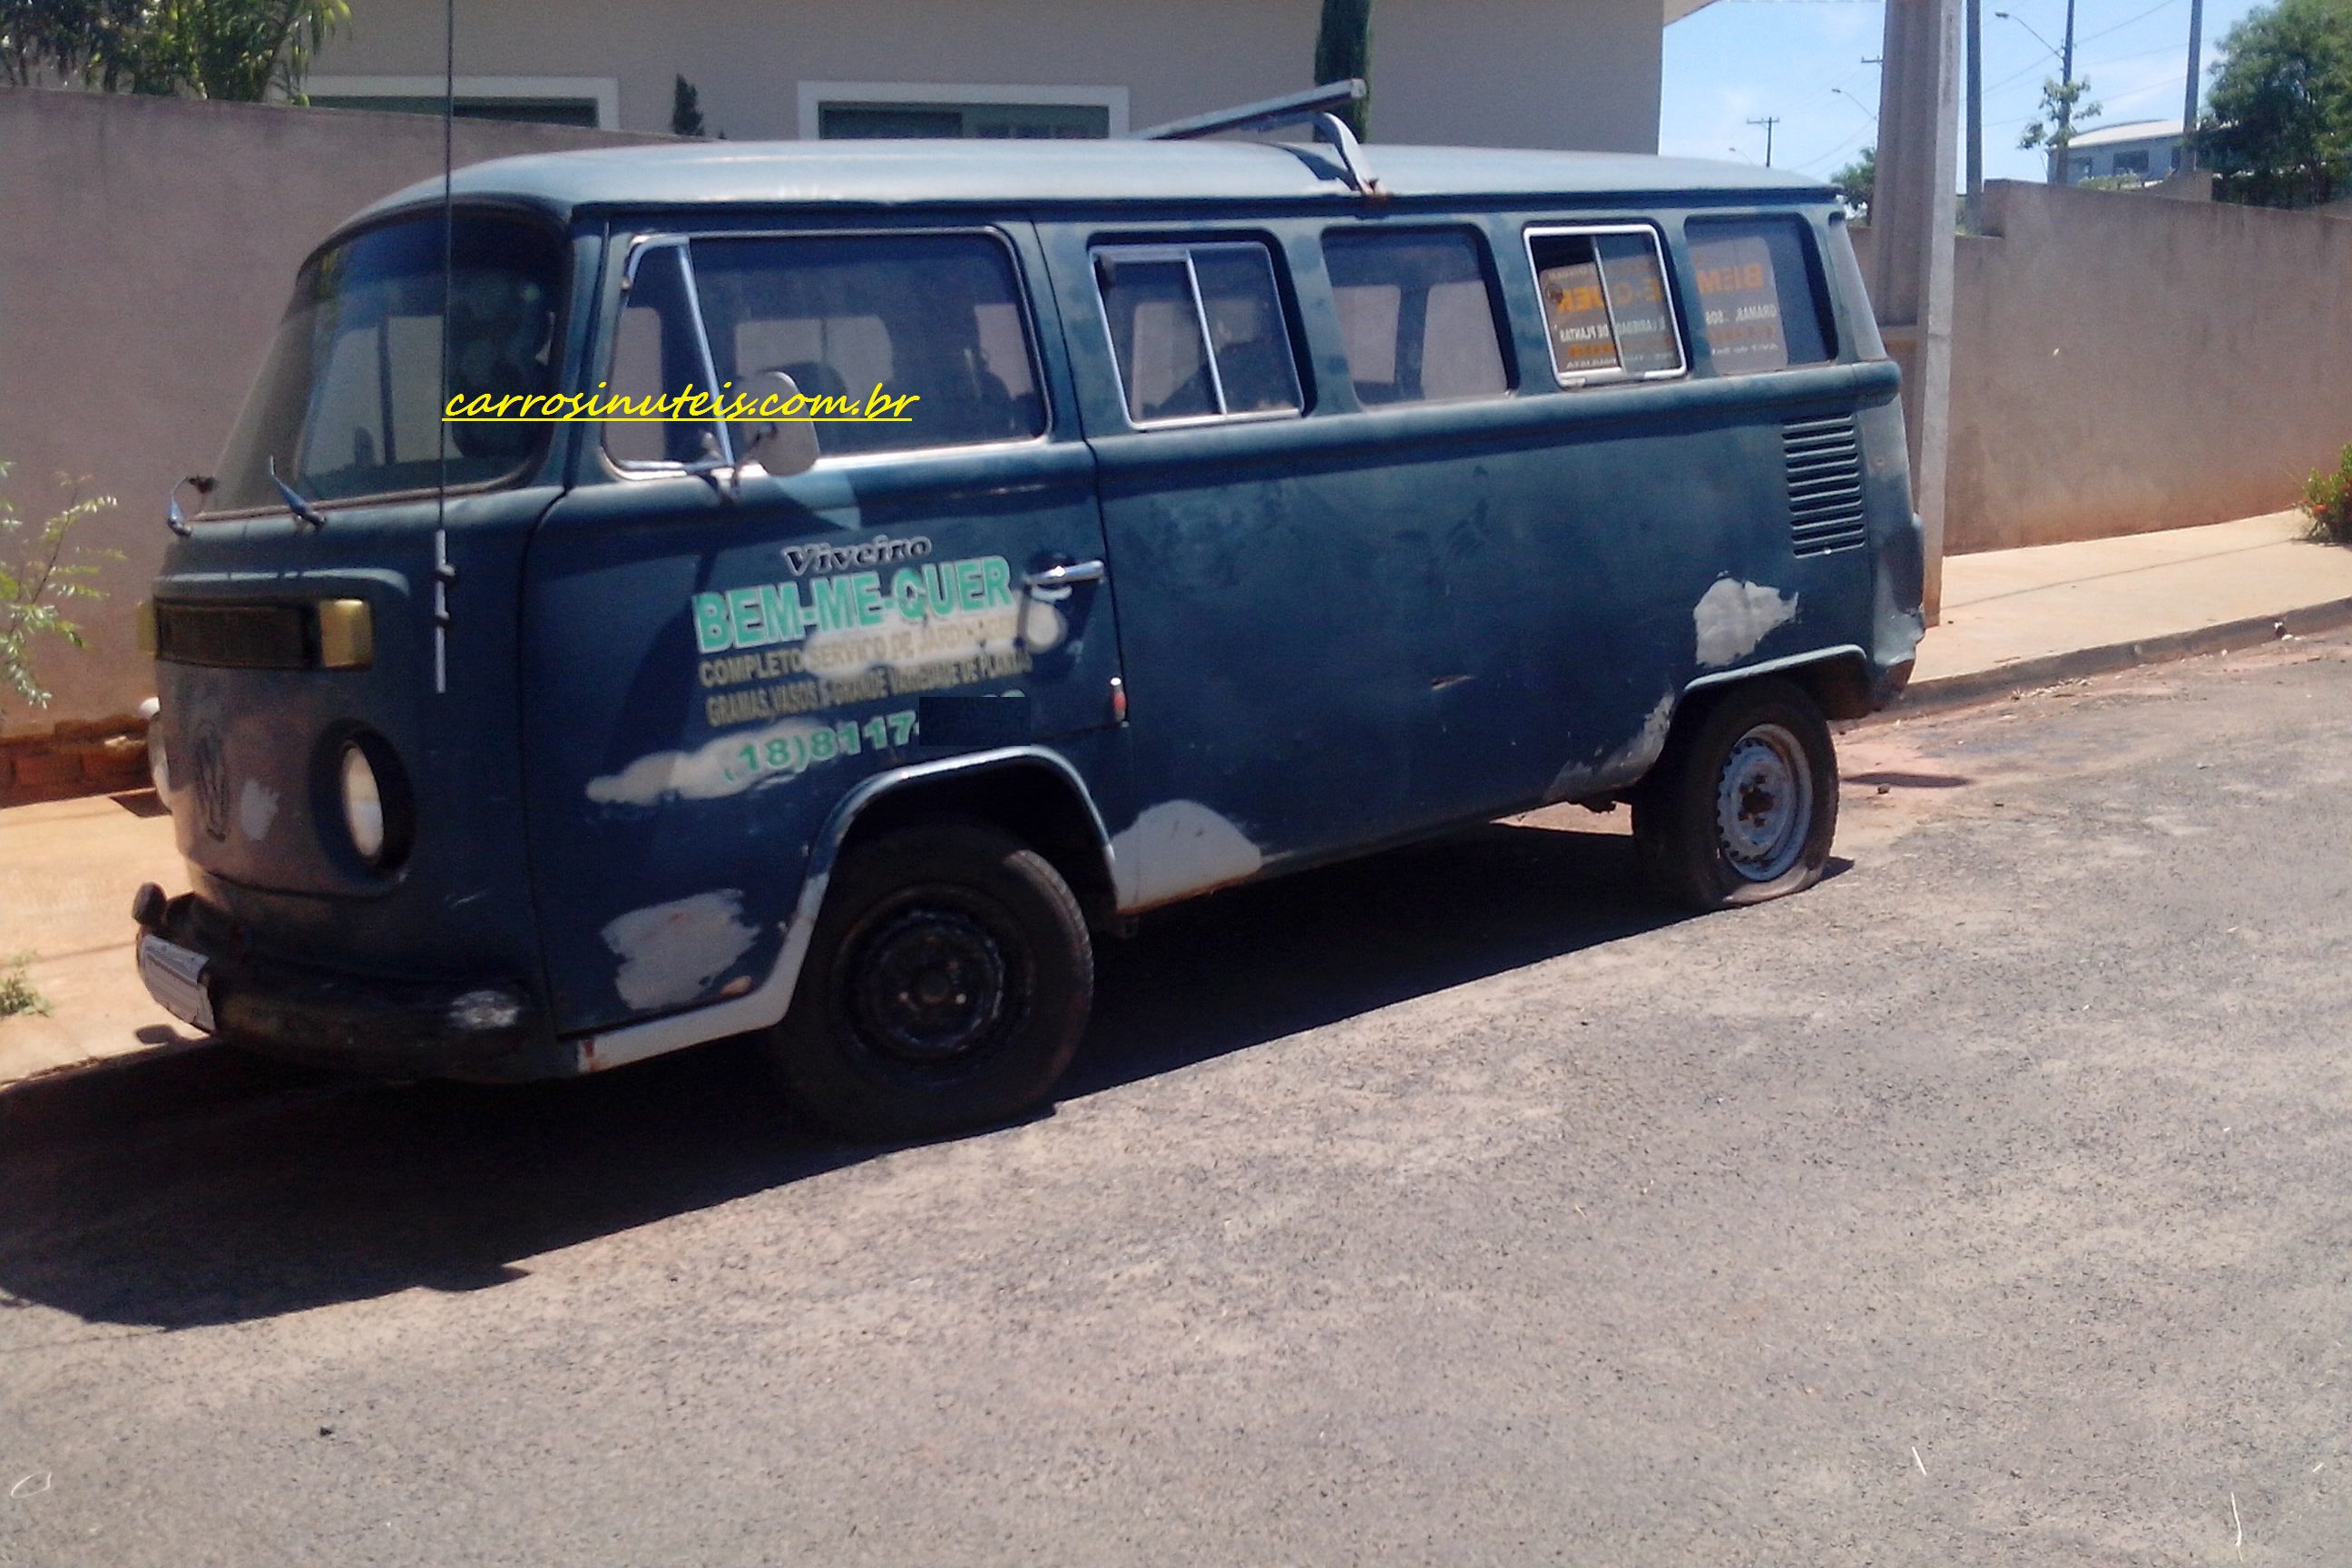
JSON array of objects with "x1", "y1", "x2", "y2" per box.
[
  {"x1": 1094, "y1": 243, "x2": 1303, "y2": 426},
  {"x1": 1322, "y1": 228, "x2": 1509, "y2": 407},
  {"x1": 1524, "y1": 226, "x2": 1685, "y2": 386},
  {"x1": 1687, "y1": 217, "x2": 1834, "y2": 375}
]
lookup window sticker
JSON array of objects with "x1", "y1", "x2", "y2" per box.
[
  {"x1": 1537, "y1": 250, "x2": 1620, "y2": 377},
  {"x1": 1690, "y1": 231, "x2": 1788, "y2": 374},
  {"x1": 1528, "y1": 227, "x2": 1685, "y2": 385},
  {"x1": 1688, "y1": 219, "x2": 1834, "y2": 374},
  {"x1": 1593, "y1": 235, "x2": 1681, "y2": 376}
]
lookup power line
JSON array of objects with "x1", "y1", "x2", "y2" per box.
[{"x1": 1984, "y1": 0, "x2": 2183, "y2": 95}]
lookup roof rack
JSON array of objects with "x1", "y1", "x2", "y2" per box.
[{"x1": 1132, "y1": 79, "x2": 1381, "y2": 196}]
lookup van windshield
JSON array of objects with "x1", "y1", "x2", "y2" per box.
[{"x1": 205, "y1": 211, "x2": 565, "y2": 514}]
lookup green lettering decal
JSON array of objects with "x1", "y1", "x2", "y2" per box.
[
  {"x1": 979, "y1": 556, "x2": 1014, "y2": 610},
  {"x1": 727, "y1": 587, "x2": 767, "y2": 649},
  {"x1": 955, "y1": 560, "x2": 985, "y2": 613},
  {"x1": 759, "y1": 583, "x2": 808, "y2": 646},
  {"x1": 849, "y1": 571, "x2": 886, "y2": 627},
  {"x1": 921, "y1": 564, "x2": 955, "y2": 616},
  {"x1": 810, "y1": 574, "x2": 862, "y2": 633},
  {"x1": 693, "y1": 593, "x2": 733, "y2": 654},
  {"x1": 890, "y1": 566, "x2": 930, "y2": 623}
]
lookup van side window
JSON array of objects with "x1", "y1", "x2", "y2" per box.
[
  {"x1": 1322, "y1": 229, "x2": 1509, "y2": 407},
  {"x1": 687, "y1": 231, "x2": 1045, "y2": 456},
  {"x1": 1524, "y1": 226, "x2": 1685, "y2": 385},
  {"x1": 604, "y1": 242, "x2": 725, "y2": 467},
  {"x1": 1093, "y1": 243, "x2": 1303, "y2": 426},
  {"x1": 1686, "y1": 217, "x2": 1835, "y2": 375}
]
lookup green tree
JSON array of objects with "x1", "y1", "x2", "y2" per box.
[
  {"x1": 671, "y1": 73, "x2": 707, "y2": 138},
  {"x1": 0, "y1": 462, "x2": 116, "y2": 728},
  {"x1": 0, "y1": 0, "x2": 348, "y2": 100},
  {"x1": 2020, "y1": 75, "x2": 2102, "y2": 181},
  {"x1": 1312, "y1": 0, "x2": 1372, "y2": 139},
  {"x1": 2203, "y1": 0, "x2": 2352, "y2": 207},
  {"x1": 1831, "y1": 145, "x2": 1876, "y2": 220}
]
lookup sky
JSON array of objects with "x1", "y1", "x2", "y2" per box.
[{"x1": 1659, "y1": 0, "x2": 2273, "y2": 184}]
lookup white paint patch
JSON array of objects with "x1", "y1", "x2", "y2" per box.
[
  {"x1": 1015, "y1": 597, "x2": 1068, "y2": 654},
  {"x1": 238, "y1": 779, "x2": 280, "y2": 842},
  {"x1": 1544, "y1": 691, "x2": 1677, "y2": 802},
  {"x1": 1110, "y1": 800, "x2": 1265, "y2": 910},
  {"x1": 587, "y1": 719, "x2": 826, "y2": 808},
  {"x1": 1693, "y1": 578, "x2": 1799, "y2": 668},
  {"x1": 602, "y1": 890, "x2": 760, "y2": 1012}
]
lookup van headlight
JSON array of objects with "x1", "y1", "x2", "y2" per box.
[{"x1": 340, "y1": 743, "x2": 387, "y2": 864}]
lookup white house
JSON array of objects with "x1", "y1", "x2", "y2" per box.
[
  {"x1": 303, "y1": 0, "x2": 1712, "y2": 152},
  {"x1": 2061, "y1": 119, "x2": 2187, "y2": 184}
]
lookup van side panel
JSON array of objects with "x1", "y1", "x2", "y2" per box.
[{"x1": 1046, "y1": 202, "x2": 1915, "y2": 897}]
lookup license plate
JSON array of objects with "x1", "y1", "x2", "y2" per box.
[{"x1": 137, "y1": 931, "x2": 216, "y2": 1034}]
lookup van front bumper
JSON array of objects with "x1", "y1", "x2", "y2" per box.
[{"x1": 132, "y1": 885, "x2": 573, "y2": 1083}]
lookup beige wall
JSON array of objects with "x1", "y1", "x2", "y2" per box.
[
  {"x1": 5, "y1": 10, "x2": 1666, "y2": 730},
  {"x1": 309, "y1": 0, "x2": 1663, "y2": 152},
  {"x1": 0, "y1": 88, "x2": 664, "y2": 730},
  {"x1": 1926, "y1": 181, "x2": 2352, "y2": 554}
]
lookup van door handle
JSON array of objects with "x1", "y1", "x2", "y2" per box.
[{"x1": 1022, "y1": 559, "x2": 1106, "y2": 601}]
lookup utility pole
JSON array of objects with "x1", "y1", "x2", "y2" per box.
[
  {"x1": 1965, "y1": 0, "x2": 1984, "y2": 227},
  {"x1": 2180, "y1": 0, "x2": 2205, "y2": 172},
  {"x1": 1867, "y1": 0, "x2": 1961, "y2": 621},
  {"x1": 2054, "y1": 0, "x2": 2078, "y2": 184},
  {"x1": 1747, "y1": 115, "x2": 1781, "y2": 166}
]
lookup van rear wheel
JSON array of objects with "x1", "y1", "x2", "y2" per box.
[
  {"x1": 1632, "y1": 677, "x2": 1838, "y2": 910},
  {"x1": 766, "y1": 822, "x2": 1093, "y2": 1141}
]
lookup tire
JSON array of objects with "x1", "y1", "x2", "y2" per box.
[
  {"x1": 765, "y1": 821, "x2": 1093, "y2": 1141},
  {"x1": 1632, "y1": 677, "x2": 1839, "y2": 911}
]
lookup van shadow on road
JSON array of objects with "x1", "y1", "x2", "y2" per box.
[{"x1": 0, "y1": 819, "x2": 1688, "y2": 1331}]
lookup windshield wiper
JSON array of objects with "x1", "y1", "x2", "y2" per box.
[{"x1": 267, "y1": 456, "x2": 328, "y2": 531}]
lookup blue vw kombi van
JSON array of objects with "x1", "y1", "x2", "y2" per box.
[{"x1": 134, "y1": 94, "x2": 1924, "y2": 1138}]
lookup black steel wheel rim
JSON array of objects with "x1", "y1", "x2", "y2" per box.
[{"x1": 839, "y1": 896, "x2": 1024, "y2": 1068}]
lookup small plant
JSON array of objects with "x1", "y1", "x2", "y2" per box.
[
  {"x1": 1, "y1": 459, "x2": 117, "y2": 732},
  {"x1": 0, "y1": 954, "x2": 49, "y2": 1019},
  {"x1": 2304, "y1": 443, "x2": 2352, "y2": 544}
]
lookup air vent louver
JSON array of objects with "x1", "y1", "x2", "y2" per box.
[{"x1": 1783, "y1": 414, "x2": 1867, "y2": 557}]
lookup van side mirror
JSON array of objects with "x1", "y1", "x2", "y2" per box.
[{"x1": 730, "y1": 369, "x2": 820, "y2": 479}]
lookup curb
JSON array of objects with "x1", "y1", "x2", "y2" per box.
[
  {"x1": 1867, "y1": 594, "x2": 2352, "y2": 721},
  {"x1": 0, "y1": 1033, "x2": 211, "y2": 1100}
]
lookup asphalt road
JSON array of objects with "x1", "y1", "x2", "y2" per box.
[{"x1": 4, "y1": 633, "x2": 2349, "y2": 1567}]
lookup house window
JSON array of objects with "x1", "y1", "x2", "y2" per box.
[
  {"x1": 305, "y1": 75, "x2": 617, "y2": 130},
  {"x1": 799, "y1": 82, "x2": 1128, "y2": 140},
  {"x1": 1093, "y1": 242, "x2": 1303, "y2": 426},
  {"x1": 1322, "y1": 228, "x2": 1511, "y2": 407},
  {"x1": 820, "y1": 101, "x2": 1109, "y2": 139},
  {"x1": 2112, "y1": 150, "x2": 2151, "y2": 176}
]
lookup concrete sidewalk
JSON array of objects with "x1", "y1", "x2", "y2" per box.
[
  {"x1": 1907, "y1": 510, "x2": 2352, "y2": 704},
  {"x1": 0, "y1": 790, "x2": 190, "y2": 1085},
  {"x1": 3, "y1": 508, "x2": 2347, "y2": 1091}
]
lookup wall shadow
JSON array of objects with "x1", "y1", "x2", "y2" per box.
[{"x1": 0, "y1": 819, "x2": 1681, "y2": 1331}]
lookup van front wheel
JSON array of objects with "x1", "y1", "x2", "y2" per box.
[
  {"x1": 1632, "y1": 678, "x2": 1838, "y2": 910},
  {"x1": 766, "y1": 822, "x2": 1093, "y2": 1141}
]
